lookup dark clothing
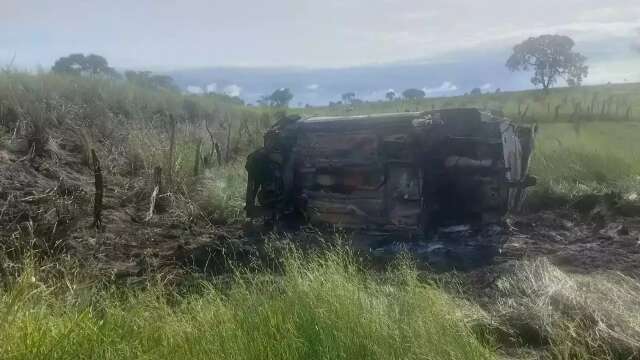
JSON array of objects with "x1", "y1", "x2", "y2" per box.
[{"x1": 245, "y1": 149, "x2": 284, "y2": 215}]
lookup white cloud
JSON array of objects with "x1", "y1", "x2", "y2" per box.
[
  {"x1": 423, "y1": 81, "x2": 458, "y2": 94},
  {"x1": 481, "y1": 83, "x2": 492, "y2": 90},
  {"x1": 186, "y1": 85, "x2": 204, "y2": 94},
  {"x1": 578, "y1": 7, "x2": 640, "y2": 23},
  {"x1": 306, "y1": 83, "x2": 320, "y2": 90},
  {"x1": 583, "y1": 59, "x2": 640, "y2": 84},
  {"x1": 205, "y1": 83, "x2": 217, "y2": 93},
  {"x1": 398, "y1": 10, "x2": 438, "y2": 21},
  {"x1": 223, "y1": 84, "x2": 242, "y2": 97}
]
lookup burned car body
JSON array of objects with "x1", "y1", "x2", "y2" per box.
[{"x1": 246, "y1": 108, "x2": 535, "y2": 264}]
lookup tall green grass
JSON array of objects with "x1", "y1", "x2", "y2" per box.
[
  {"x1": 192, "y1": 162, "x2": 248, "y2": 223},
  {"x1": 528, "y1": 122, "x2": 640, "y2": 207},
  {"x1": 0, "y1": 249, "x2": 494, "y2": 360}
]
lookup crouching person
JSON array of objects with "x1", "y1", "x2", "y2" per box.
[{"x1": 245, "y1": 130, "x2": 285, "y2": 229}]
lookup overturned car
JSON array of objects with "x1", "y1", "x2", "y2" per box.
[{"x1": 246, "y1": 109, "x2": 536, "y2": 266}]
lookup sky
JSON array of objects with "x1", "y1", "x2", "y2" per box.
[{"x1": 2, "y1": 0, "x2": 639, "y2": 70}]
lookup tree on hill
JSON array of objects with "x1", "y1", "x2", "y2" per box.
[
  {"x1": 506, "y1": 35, "x2": 588, "y2": 91},
  {"x1": 402, "y1": 88, "x2": 425, "y2": 99},
  {"x1": 470, "y1": 88, "x2": 482, "y2": 96},
  {"x1": 209, "y1": 94, "x2": 244, "y2": 106},
  {"x1": 341, "y1": 92, "x2": 356, "y2": 104},
  {"x1": 385, "y1": 90, "x2": 396, "y2": 101},
  {"x1": 124, "y1": 71, "x2": 179, "y2": 91},
  {"x1": 52, "y1": 53, "x2": 119, "y2": 78},
  {"x1": 263, "y1": 88, "x2": 293, "y2": 107}
]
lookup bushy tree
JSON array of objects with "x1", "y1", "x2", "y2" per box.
[
  {"x1": 124, "y1": 71, "x2": 178, "y2": 91},
  {"x1": 402, "y1": 88, "x2": 425, "y2": 99},
  {"x1": 470, "y1": 88, "x2": 482, "y2": 96},
  {"x1": 262, "y1": 88, "x2": 293, "y2": 107},
  {"x1": 52, "y1": 53, "x2": 119, "y2": 78},
  {"x1": 385, "y1": 90, "x2": 396, "y2": 101},
  {"x1": 341, "y1": 92, "x2": 356, "y2": 104},
  {"x1": 506, "y1": 35, "x2": 588, "y2": 91}
]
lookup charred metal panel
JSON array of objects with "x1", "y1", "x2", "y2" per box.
[
  {"x1": 295, "y1": 130, "x2": 379, "y2": 166},
  {"x1": 385, "y1": 165, "x2": 421, "y2": 227},
  {"x1": 245, "y1": 108, "x2": 536, "y2": 237}
]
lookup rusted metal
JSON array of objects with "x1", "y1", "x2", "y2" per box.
[{"x1": 245, "y1": 108, "x2": 536, "y2": 262}]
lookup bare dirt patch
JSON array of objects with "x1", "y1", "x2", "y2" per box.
[{"x1": 502, "y1": 210, "x2": 640, "y2": 277}]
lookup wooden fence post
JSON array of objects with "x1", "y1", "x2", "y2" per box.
[
  {"x1": 554, "y1": 104, "x2": 562, "y2": 122},
  {"x1": 214, "y1": 143, "x2": 222, "y2": 166},
  {"x1": 91, "y1": 149, "x2": 103, "y2": 230},
  {"x1": 224, "y1": 114, "x2": 232, "y2": 163},
  {"x1": 145, "y1": 166, "x2": 162, "y2": 221},
  {"x1": 194, "y1": 139, "x2": 202, "y2": 177},
  {"x1": 167, "y1": 114, "x2": 176, "y2": 188}
]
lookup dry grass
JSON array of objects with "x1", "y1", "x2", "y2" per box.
[{"x1": 492, "y1": 259, "x2": 640, "y2": 359}]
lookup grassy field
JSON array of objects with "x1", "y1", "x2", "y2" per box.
[
  {"x1": 0, "y1": 249, "x2": 494, "y2": 360},
  {"x1": 529, "y1": 121, "x2": 640, "y2": 208},
  {"x1": 2, "y1": 72, "x2": 640, "y2": 359},
  {"x1": 3, "y1": 247, "x2": 640, "y2": 359},
  {"x1": 297, "y1": 83, "x2": 640, "y2": 124}
]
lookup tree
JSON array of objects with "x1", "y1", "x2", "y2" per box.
[
  {"x1": 265, "y1": 88, "x2": 293, "y2": 107},
  {"x1": 52, "y1": 53, "x2": 119, "y2": 78},
  {"x1": 51, "y1": 53, "x2": 86, "y2": 75},
  {"x1": 402, "y1": 88, "x2": 425, "y2": 99},
  {"x1": 470, "y1": 88, "x2": 482, "y2": 96},
  {"x1": 125, "y1": 71, "x2": 179, "y2": 91},
  {"x1": 385, "y1": 90, "x2": 396, "y2": 101},
  {"x1": 84, "y1": 54, "x2": 111, "y2": 75},
  {"x1": 341, "y1": 92, "x2": 356, "y2": 104},
  {"x1": 506, "y1": 35, "x2": 588, "y2": 91}
]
